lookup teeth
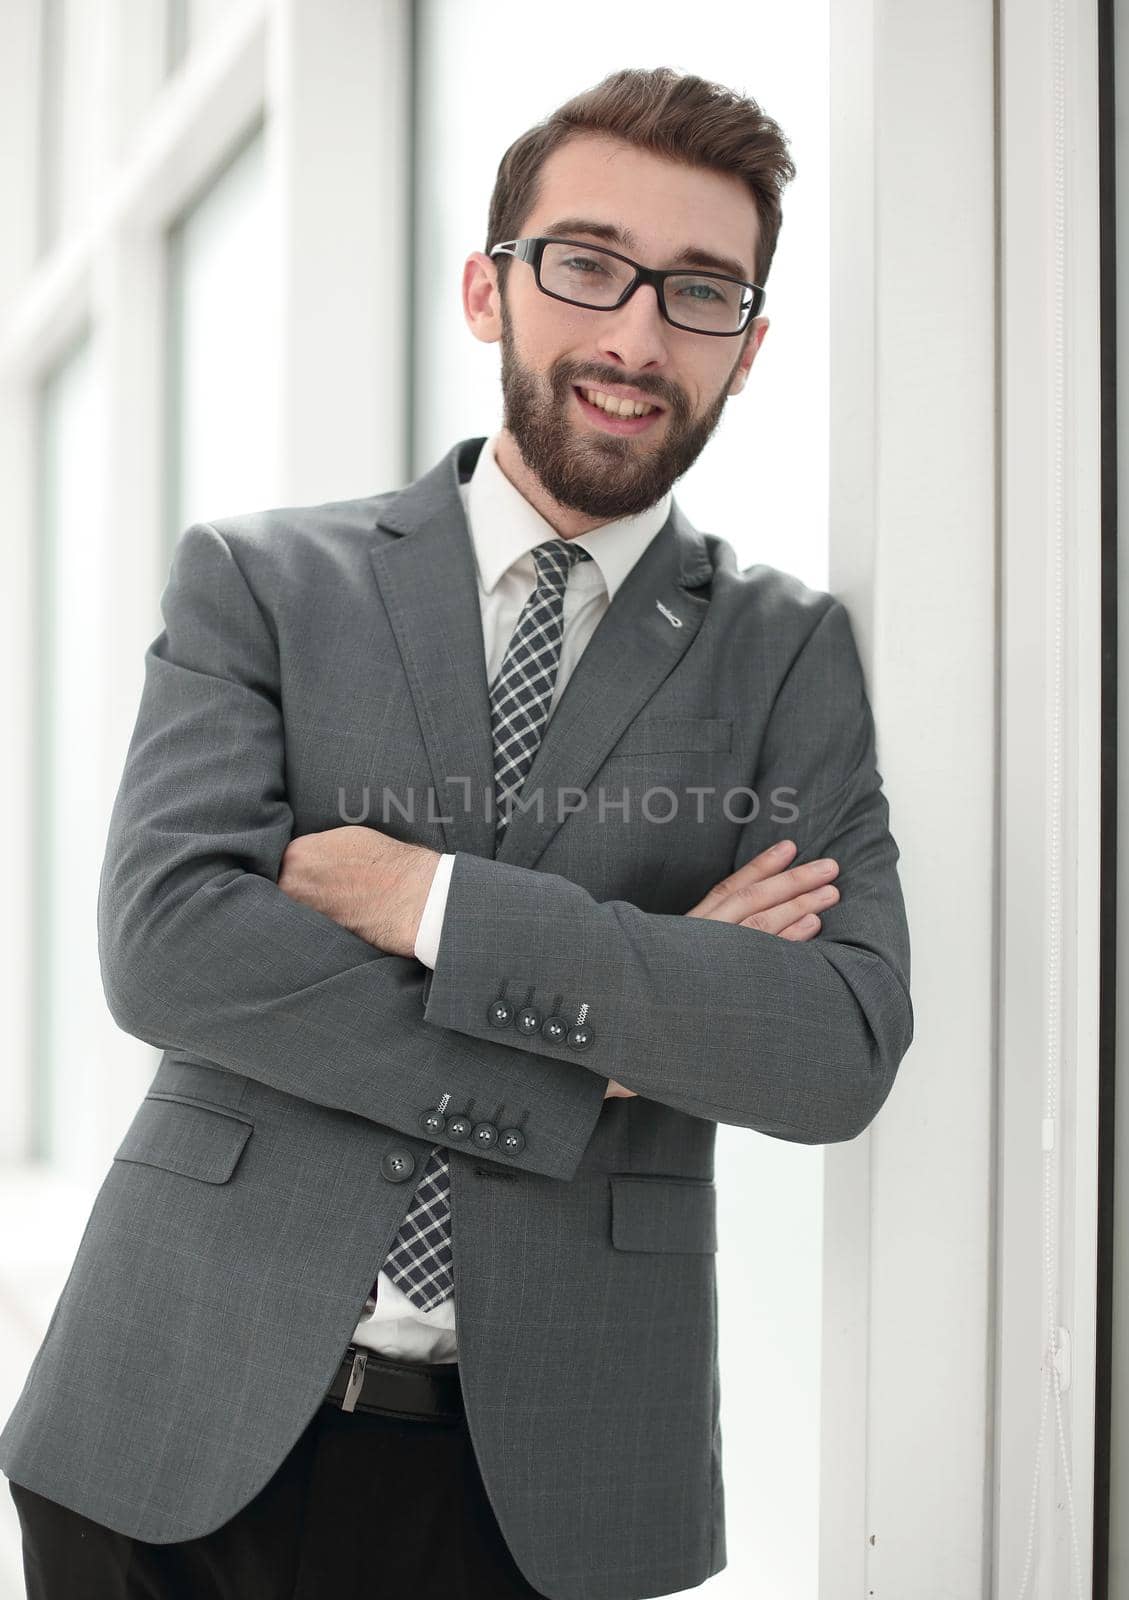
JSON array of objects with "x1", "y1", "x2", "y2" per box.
[{"x1": 580, "y1": 386, "x2": 657, "y2": 419}]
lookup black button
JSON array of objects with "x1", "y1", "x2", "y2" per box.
[
  {"x1": 380, "y1": 1149, "x2": 416, "y2": 1183},
  {"x1": 515, "y1": 1006, "x2": 542, "y2": 1035},
  {"x1": 446, "y1": 1115, "x2": 472, "y2": 1141},
  {"x1": 567, "y1": 1025, "x2": 594, "y2": 1050},
  {"x1": 541, "y1": 1015, "x2": 568, "y2": 1043},
  {"x1": 472, "y1": 1122, "x2": 498, "y2": 1148},
  {"x1": 488, "y1": 1000, "x2": 514, "y2": 1028},
  {"x1": 419, "y1": 1108, "x2": 447, "y2": 1135},
  {"x1": 499, "y1": 1127, "x2": 526, "y2": 1156}
]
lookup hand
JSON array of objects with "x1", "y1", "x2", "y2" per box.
[
  {"x1": 602, "y1": 841, "x2": 840, "y2": 1101},
  {"x1": 277, "y1": 825, "x2": 441, "y2": 959},
  {"x1": 684, "y1": 839, "x2": 839, "y2": 938}
]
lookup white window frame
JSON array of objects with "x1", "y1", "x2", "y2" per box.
[
  {"x1": 825, "y1": 0, "x2": 1103, "y2": 1594},
  {"x1": 994, "y1": 0, "x2": 1103, "y2": 1592}
]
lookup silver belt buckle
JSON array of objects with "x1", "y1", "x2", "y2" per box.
[{"x1": 341, "y1": 1348, "x2": 368, "y2": 1413}]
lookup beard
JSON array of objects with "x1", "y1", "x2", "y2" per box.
[{"x1": 496, "y1": 292, "x2": 746, "y2": 521}]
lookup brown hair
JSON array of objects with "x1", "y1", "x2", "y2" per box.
[{"x1": 485, "y1": 66, "x2": 797, "y2": 328}]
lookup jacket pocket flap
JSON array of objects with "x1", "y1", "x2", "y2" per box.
[
  {"x1": 113, "y1": 1093, "x2": 253, "y2": 1184},
  {"x1": 611, "y1": 716, "x2": 732, "y2": 756},
  {"x1": 610, "y1": 1176, "x2": 718, "y2": 1253}
]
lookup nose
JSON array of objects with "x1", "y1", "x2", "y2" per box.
[{"x1": 593, "y1": 280, "x2": 671, "y2": 374}]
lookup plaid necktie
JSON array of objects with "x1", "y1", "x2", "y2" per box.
[{"x1": 377, "y1": 536, "x2": 592, "y2": 1313}]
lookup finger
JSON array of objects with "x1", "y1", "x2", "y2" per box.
[
  {"x1": 688, "y1": 857, "x2": 840, "y2": 926},
  {"x1": 687, "y1": 852, "x2": 840, "y2": 924},
  {"x1": 737, "y1": 883, "x2": 839, "y2": 936},
  {"x1": 685, "y1": 840, "x2": 798, "y2": 917},
  {"x1": 773, "y1": 913, "x2": 823, "y2": 941}
]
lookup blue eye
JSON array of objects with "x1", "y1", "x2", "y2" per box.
[
  {"x1": 678, "y1": 282, "x2": 724, "y2": 302},
  {"x1": 562, "y1": 255, "x2": 607, "y2": 275}
]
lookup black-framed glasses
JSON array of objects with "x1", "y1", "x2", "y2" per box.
[{"x1": 489, "y1": 236, "x2": 765, "y2": 337}]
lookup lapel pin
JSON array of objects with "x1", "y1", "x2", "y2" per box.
[{"x1": 656, "y1": 600, "x2": 684, "y2": 628}]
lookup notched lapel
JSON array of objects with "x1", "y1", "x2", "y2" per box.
[{"x1": 368, "y1": 442, "x2": 496, "y2": 861}]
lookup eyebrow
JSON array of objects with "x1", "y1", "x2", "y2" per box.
[{"x1": 541, "y1": 216, "x2": 754, "y2": 284}]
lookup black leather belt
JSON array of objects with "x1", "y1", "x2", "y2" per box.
[{"x1": 323, "y1": 1345, "x2": 463, "y2": 1423}]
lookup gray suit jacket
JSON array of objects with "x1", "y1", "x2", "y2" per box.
[{"x1": 0, "y1": 436, "x2": 913, "y2": 1600}]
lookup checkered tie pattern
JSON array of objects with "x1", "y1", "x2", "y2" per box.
[{"x1": 377, "y1": 537, "x2": 592, "y2": 1313}]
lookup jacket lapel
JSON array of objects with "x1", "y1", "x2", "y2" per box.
[{"x1": 368, "y1": 437, "x2": 716, "y2": 873}]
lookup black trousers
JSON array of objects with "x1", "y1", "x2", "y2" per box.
[{"x1": 7, "y1": 1394, "x2": 546, "y2": 1599}]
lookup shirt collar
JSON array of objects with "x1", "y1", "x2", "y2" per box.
[{"x1": 458, "y1": 431, "x2": 672, "y2": 602}]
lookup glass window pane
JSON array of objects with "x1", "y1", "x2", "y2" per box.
[
  {"x1": 37, "y1": 0, "x2": 100, "y2": 256},
  {"x1": 166, "y1": 0, "x2": 188, "y2": 74},
  {"x1": 165, "y1": 0, "x2": 231, "y2": 76},
  {"x1": 165, "y1": 120, "x2": 280, "y2": 542},
  {"x1": 35, "y1": 329, "x2": 110, "y2": 1166}
]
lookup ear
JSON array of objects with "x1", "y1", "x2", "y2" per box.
[
  {"x1": 728, "y1": 317, "x2": 769, "y2": 396},
  {"x1": 463, "y1": 253, "x2": 503, "y2": 345}
]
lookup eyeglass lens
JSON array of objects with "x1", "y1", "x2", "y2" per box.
[{"x1": 539, "y1": 241, "x2": 751, "y2": 333}]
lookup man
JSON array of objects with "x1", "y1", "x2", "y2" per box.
[{"x1": 1, "y1": 66, "x2": 912, "y2": 1600}]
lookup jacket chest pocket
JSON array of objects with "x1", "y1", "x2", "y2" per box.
[
  {"x1": 609, "y1": 1175, "x2": 718, "y2": 1253},
  {"x1": 594, "y1": 717, "x2": 738, "y2": 836},
  {"x1": 607, "y1": 716, "x2": 732, "y2": 757}
]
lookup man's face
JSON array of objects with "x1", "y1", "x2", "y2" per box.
[{"x1": 467, "y1": 132, "x2": 769, "y2": 523}]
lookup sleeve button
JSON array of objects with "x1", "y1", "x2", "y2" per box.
[
  {"x1": 418, "y1": 1108, "x2": 446, "y2": 1135},
  {"x1": 472, "y1": 1122, "x2": 499, "y2": 1148},
  {"x1": 446, "y1": 1115, "x2": 472, "y2": 1141},
  {"x1": 488, "y1": 1000, "x2": 515, "y2": 1027},
  {"x1": 515, "y1": 1006, "x2": 542, "y2": 1034},
  {"x1": 541, "y1": 1015, "x2": 568, "y2": 1043},
  {"x1": 567, "y1": 1026, "x2": 594, "y2": 1050},
  {"x1": 499, "y1": 1128, "x2": 526, "y2": 1156}
]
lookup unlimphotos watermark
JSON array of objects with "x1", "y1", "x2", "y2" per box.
[{"x1": 335, "y1": 779, "x2": 801, "y2": 829}]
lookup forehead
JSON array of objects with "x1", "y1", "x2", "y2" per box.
[{"x1": 525, "y1": 133, "x2": 758, "y2": 280}]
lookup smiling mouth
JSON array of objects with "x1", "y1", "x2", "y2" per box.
[
  {"x1": 571, "y1": 385, "x2": 666, "y2": 435},
  {"x1": 572, "y1": 384, "x2": 664, "y2": 418}
]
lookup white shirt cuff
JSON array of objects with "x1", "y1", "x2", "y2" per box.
[{"x1": 413, "y1": 852, "x2": 456, "y2": 968}]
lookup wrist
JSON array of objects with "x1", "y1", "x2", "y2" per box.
[{"x1": 402, "y1": 846, "x2": 442, "y2": 957}]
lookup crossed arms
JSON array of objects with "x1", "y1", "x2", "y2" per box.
[{"x1": 97, "y1": 519, "x2": 913, "y2": 1184}]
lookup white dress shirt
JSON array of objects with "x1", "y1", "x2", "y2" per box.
[{"x1": 348, "y1": 429, "x2": 671, "y2": 1363}]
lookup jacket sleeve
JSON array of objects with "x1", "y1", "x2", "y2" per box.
[
  {"x1": 96, "y1": 520, "x2": 607, "y2": 1182},
  {"x1": 419, "y1": 597, "x2": 913, "y2": 1144}
]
